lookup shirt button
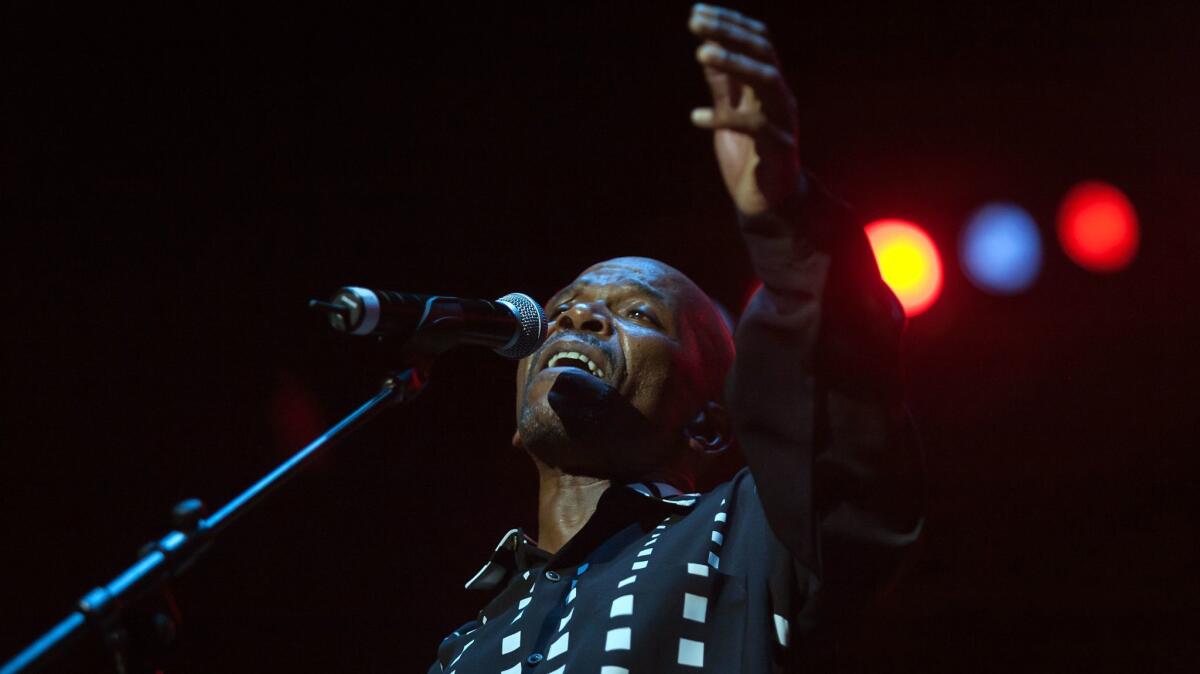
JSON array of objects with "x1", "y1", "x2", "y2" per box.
[
  {"x1": 544, "y1": 570, "x2": 561, "y2": 582},
  {"x1": 526, "y1": 653, "x2": 544, "y2": 665}
]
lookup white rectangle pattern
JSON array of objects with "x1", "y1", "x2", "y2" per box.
[
  {"x1": 605, "y1": 627, "x2": 631, "y2": 651},
  {"x1": 682, "y1": 592, "x2": 708, "y2": 623},
  {"x1": 610, "y1": 594, "x2": 634, "y2": 617},
  {"x1": 501, "y1": 631, "x2": 521, "y2": 655},
  {"x1": 546, "y1": 632, "x2": 569, "y2": 660},
  {"x1": 774, "y1": 613, "x2": 791, "y2": 646},
  {"x1": 678, "y1": 638, "x2": 705, "y2": 667}
]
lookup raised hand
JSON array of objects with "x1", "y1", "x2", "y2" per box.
[{"x1": 689, "y1": 4, "x2": 802, "y2": 217}]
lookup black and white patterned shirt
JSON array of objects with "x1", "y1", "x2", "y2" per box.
[
  {"x1": 430, "y1": 187, "x2": 924, "y2": 673},
  {"x1": 430, "y1": 475, "x2": 817, "y2": 673}
]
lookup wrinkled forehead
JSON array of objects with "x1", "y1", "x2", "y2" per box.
[{"x1": 554, "y1": 257, "x2": 698, "y2": 308}]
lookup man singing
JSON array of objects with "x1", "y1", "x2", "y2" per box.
[{"x1": 430, "y1": 5, "x2": 922, "y2": 672}]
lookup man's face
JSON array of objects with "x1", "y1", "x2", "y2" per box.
[{"x1": 513, "y1": 257, "x2": 720, "y2": 479}]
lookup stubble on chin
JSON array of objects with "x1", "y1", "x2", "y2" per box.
[{"x1": 517, "y1": 396, "x2": 573, "y2": 470}]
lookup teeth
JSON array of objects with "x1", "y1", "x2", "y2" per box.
[{"x1": 547, "y1": 351, "x2": 604, "y2": 378}]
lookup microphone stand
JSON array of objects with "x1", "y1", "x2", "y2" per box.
[{"x1": 1, "y1": 368, "x2": 428, "y2": 674}]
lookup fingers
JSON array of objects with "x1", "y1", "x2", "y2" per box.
[
  {"x1": 690, "y1": 107, "x2": 717, "y2": 128},
  {"x1": 689, "y1": 10, "x2": 773, "y2": 62},
  {"x1": 696, "y1": 40, "x2": 793, "y2": 124},
  {"x1": 696, "y1": 42, "x2": 781, "y2": 90},
  {"x1": 689, "y1": 4, "x2": 787, "y2": 104},
  {"x1": 691, "y1": 105, "x2": 795, "y2": 151},
  {"x1": 689, "y1": 103, "x2": 763, "y2": 134},
  {"x1": 690, "y1": 87, "x2": 767, "y2": 134},
  {"x1": 690, "y1": 3, "x2": 766, "y2": 36},
  {"x1": 690, "y1": 106, "x2": 759, "y2": 133},
  {"x1": 688, "y1": 4, "x2": 797, "y2": 140}
]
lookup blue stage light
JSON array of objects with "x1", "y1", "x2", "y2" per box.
[{"x1": 959, "y1": 203, "x2": 1043, "y2": 294}]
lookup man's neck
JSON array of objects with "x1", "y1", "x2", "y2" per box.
[{"x1": 534, "y1": 464, "x2": 611, "y2": 554}]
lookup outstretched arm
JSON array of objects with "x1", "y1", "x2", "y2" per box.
[
  {"x1": 690, "y1": 3, "x2": 923, "y2": 610},
  {"x1": 689, "y1": 3, "x2": 802, "y2": 217}
]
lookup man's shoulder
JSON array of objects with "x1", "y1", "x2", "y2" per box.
[
  {"x1": 698, "y1": 465, "x2": 757, "y2": 501},
  {"x1": 688, "y1": 465, "x2": 767, "y2": 523}
]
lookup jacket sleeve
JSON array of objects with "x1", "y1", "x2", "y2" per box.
[{"x1": 725, "y1": 176, "x2": 924, "y2": 620}]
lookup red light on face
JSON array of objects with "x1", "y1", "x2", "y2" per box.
[
  {"x1": 1057, "y1": 181, "x2": 1139, "y2": 272},
  {"x1": 864, "y1": 219, "x2": 944, "y2": 317}
]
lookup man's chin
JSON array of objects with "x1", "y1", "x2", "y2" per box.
[
  {"x1": 517, "y1": 403, "x2": 601, "y2": 476},
  {"x1": 516, "y1": 368, "x2": 661, "y2": 479}
]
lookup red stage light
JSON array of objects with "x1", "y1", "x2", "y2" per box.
[
  {"x1": 864, "y1": 219, "x2": 943, "y2": 317},
  {"x1": 1057, "y1": 181, "x2": 1139, "y2": 272}
]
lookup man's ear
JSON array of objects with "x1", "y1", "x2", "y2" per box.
[
  {"x1": 512, "y1": 430, "x2": 523, "y2": 448},
  {"x1": 683, "y1": 401, "x2": 731, "y2": 456}
]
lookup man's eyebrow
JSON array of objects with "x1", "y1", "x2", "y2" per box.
[{"x1": 566, "y1": 279, "x2": 671, "y2": 304}]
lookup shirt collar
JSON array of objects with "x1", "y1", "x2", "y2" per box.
[
  {"x1": 626, "y1": 480, "x2": 682, "y2": 498},
  {"x1": 464, "y1": 482, "x2": 700, "y2": 591}
]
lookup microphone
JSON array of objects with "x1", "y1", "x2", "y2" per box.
[{"x1": 310, "y1": 287, "x2": 547, "y2": 359}]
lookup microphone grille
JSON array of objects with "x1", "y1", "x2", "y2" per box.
[{"x1": 495, "y1": 292, "x2": 547, "y2": 359}]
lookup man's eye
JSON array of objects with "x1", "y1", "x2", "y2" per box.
[{"x1": 627, "y1": 307, "x2": 659, "y2": 325}]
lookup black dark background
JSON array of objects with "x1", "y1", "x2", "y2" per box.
[{"x1": 3, "y1": 1, "x2": 1199, "y2": 672}]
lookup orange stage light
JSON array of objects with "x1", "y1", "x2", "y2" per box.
[{"x1": 865, "y1": 219, "x2": 944, "y2": 317}]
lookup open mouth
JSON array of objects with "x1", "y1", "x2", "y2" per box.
[
  {"x1": 535, "y1": 337, "x2": 616, "y2": 383},
  {"x1": 546, "y1": 350, "x2": 605, "y2": 379}
]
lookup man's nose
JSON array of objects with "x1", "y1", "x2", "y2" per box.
[{"x1": 554, "y1": 301, "x2": 611, "y2": 336}]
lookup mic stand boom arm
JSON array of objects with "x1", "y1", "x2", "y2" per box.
[{"x1": 1, "y1": 368, "x2": 428, "y2": 674}]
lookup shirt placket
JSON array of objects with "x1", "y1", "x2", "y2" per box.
[{"x1": 498, "y1": 561, "x2": 588, "y2": 674}]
